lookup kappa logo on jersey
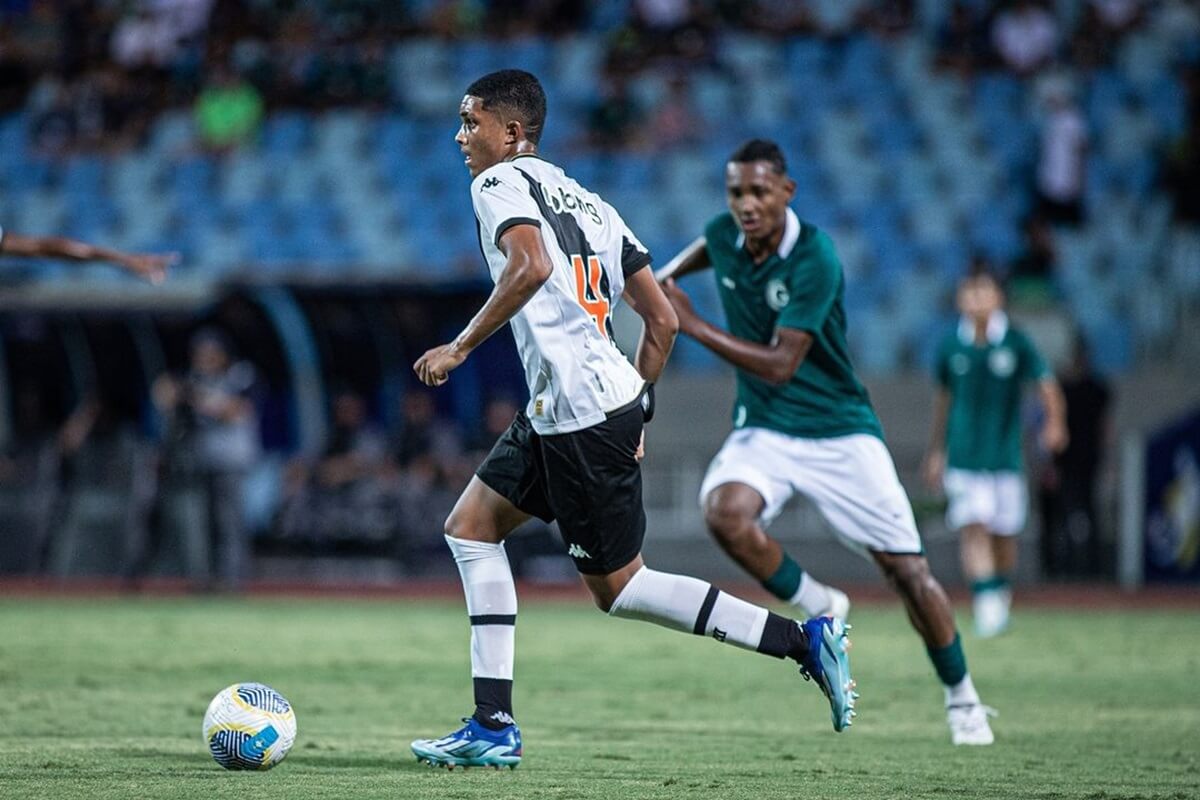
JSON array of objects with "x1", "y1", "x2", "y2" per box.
[
  {"x1": 988, "y1": 347, "x2": 1016, "y2": 377},
  {"x1": 567, "y1": 543, "x2": 592, "y2": 559},
  {"x1": 766, "y1": 278, "x2": 790, "y2": 311},
  {"x1": 481, "y1": 177, "x2": 501, "y2": 189}
]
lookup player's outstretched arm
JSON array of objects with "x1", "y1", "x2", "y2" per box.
[
  {"x1": 660, "y1": 278, "x2": 812, "y2": 386},
  {"x1": 1037, "y1": 377, "x2": 1069, "y2": 454},
  {"x1": 0, "y1": 232, "x2": 176, "y2": 284},
  {"x1": 414, "y1": 224, "x2": 552, "y2": 387},
  {"x1": 622, "y1": 266, "x2": 679, "y2": 383},
  {"x1": 653, "y1": 236, "x2": 710, "y2": 283},
  {"x1": 922, "y1": 388, "x2": 952, "y2": 492}
]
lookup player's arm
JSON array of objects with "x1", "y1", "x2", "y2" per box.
[
  {"x1": 653, "y1": 236, "x2": 711, "y2": 283},
  {"x1": 661, "y1": 278, "x2": 811, "y2": 386},
  {"x1": 414, "y1": 224, "x2": 552, "y2": 386},
  {"x1": 1037, "y1": 377, "x2": 1068, "y2": 453},
  {"x1": 0, "y1": 231, "x2": 175, "y2": 283},
  {"x1": 622, "y1": 266, "x2": 678, "y2": 383},
  {"x1": 922, "y1": 387, "x2": 952, "y2": 491}
]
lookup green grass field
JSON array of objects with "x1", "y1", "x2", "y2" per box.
[{"x1": 1, "y1": 597, "x2": 1197, "y2": 800}]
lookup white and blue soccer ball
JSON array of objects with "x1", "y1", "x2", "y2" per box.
[{"x1": 202, "y1": 682, "x2": 297, "y2": 770}]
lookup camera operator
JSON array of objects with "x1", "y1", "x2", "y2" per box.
[{"x1": 150, "y1": 329, "x2": 260, "y2": 590}]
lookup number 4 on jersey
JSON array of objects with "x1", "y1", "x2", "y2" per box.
[{"x1": 571, "y1": 254, "x2": 610, "y2": 337}]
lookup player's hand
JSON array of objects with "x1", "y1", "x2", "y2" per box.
[
  {"x1": 414, "y1": 342, "x2": 468, "y2": 387},
  {"x1": 921, "y1": 449, "x2": 946, "y2": 493},
  {"x1": 119, "y1": 252, "x2": 179, "y2": 285},
  {"x1": 661, "y1": 278, "x2": 698, "y2": 333},
  {"x1": 1040, "y1": 421, "x2": 1069, "y2": 455},
  {"x1": 635, "y1": 430, "x2": 645, "y2": 462}
]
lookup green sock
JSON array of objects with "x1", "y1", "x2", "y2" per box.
[
  {"x1": 971, "y1": 575, "x2": 1005, "y2": 595},
  {"x1": 926, "y1": 632, "x2": 968, "y2": 686},
  {"x1": 761, "y1": 553, "x2": 803, "y2": 601}
]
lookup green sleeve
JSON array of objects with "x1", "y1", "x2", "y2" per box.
[
  {"x1": 1017, "y1": 332, "x2": 1051, "y2": 382},
  {"x1": 703, "y1": 213, "x2": 733, "y2": 263},
  {"x1": 776, "y1": 232, "x2": 840, "y2": 334}
]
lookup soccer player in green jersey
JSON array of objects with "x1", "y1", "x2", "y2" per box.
[
  {"x1": 922, "y1": 267, "x2": 1067, "y2": 637},
  {"x1": 658, "y1": 139, "x2": 993, "y2": 745}
]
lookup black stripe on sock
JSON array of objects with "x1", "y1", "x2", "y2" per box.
[
  {"x1": 692, "y1": 585, "x2": 720, "y2": 635},
  {"x1": 469, "y1": 614, "x2": 517, "y2": 626}
]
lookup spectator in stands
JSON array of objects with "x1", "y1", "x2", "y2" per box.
[
  {"x1": 1165, "y1": 65, "x2": 1200, "y2": 224},
  {"x1": 0, "y1": 28, "x2": 33, "y2": 112},
  {"x1": 467, "y1": 396, "x2": 521, "y2": 457},
  {"x1": 110, "y1": 7, "x2": 178, "y2": 70},
  {"x1": 647, "y1": 75, "x2": 700, "y2": 151},
  {"x1": 992, "y1": 0, "x2": 1060, "y2": 76},
  {"x1": 150, "y1": 328, "x2": 260, "y2": 590},
  {"x1": 1035, "y1": 77, "x2": 1088, "y2": 225},
  {"x1": 1037, "y1": 336, "x2": 1112, "y2": 577},
  {"x1": 278, "y1": 388, "x2": 391, "y2": 543},
  {"x1": 935, "y1": 1, "x2": 989, "y2": 76},
  {"x1": 194, "y1": 65, "x2": 263, "y2": 152},
  {"x1": 1009, "y1": 215, "x2": 1058, "y2": 303},
  {"x1": 390, "y1": 390, "x2": 461, "y2": 470},
  {"x1": 587, "y1": 75, "x2": 644, "y2": 151}
]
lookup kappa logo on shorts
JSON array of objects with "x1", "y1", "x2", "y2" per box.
[
  {"x1": 712, "y1": 627, "x2": 728, "y2": 643},
  {"x1": 567, "y1": 543, "x2": 592, "y2": 559}
]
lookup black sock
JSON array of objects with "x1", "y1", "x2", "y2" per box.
[
  {"x1": 756, "y1": 611, "x2": 810, "y2": 661},
  {"x1": 472, "y1": 677, "x2": 515, "y2": 730}
]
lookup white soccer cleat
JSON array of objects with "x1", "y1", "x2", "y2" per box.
[
  {"x1": 947, "y1": 703, "x2": 996, "y2": 746},
  {"x1": 973, "y1": 591, "x2": 1009, "y2": 638}
]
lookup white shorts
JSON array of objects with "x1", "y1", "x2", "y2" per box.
[
  {"x1": 699, "y1": 428, "x2": 923, "y2": 555},
  {"x1": 943, "y1": 468, "x2": 1028, "y2": 536}
]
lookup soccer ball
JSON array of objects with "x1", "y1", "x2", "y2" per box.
[{"x1": 202, "y1": 682, "x2": 297, "y2": 770}]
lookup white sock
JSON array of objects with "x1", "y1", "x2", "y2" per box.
[
  {"x1": 608, "y1": 566, "x2": 770, "y2": 653},
  {"x1": 945, "y1": 674, "x2": 981, "y2": 707},
  {"x1": 789, "y1": 572, "x2": 834, "y2": 617},
  {"x1": 445, "y1": 536, "x2": 516, "y2": 724}
]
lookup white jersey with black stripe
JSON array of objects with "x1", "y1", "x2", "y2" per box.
[{"x1": 470, "y1": 153, "x2": 651, "y2": 435}]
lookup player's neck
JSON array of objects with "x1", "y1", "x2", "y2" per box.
[
  {"x1": 971, "y1": 317, "x2": 989, "y2": 345},
  {"x1": 504, "y1": 142, "x2": 539, "y2": 162},
  {"x1": 744, "y1": 228, "x2": 784, "y2": 265}
]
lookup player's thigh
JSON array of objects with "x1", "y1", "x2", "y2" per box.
[
  {"x1": 455, "y1": 412, "x2": 554, "y2": 543},
  {"x1": 445, "y1": 476, "x2": 534, "y2": 544},
  {"x1": 797, "y1": 435, "x2": 923, "y2": 555},
  {"x1": 699, "y1": 428, "x2": 794, "y2": 526},
  {"x1": 943, "y1": 469, "x2": 998, "y2": 533},
  {"x1": 989, "y1": 472, "x2": 1028, "y2": 536},
  {"x1": 538, "y1": 407, "x2": 646, "y2": 576}
]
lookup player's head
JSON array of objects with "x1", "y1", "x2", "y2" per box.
[
  {"x1": 957, "y1": 263, "x2": 1005, "y2": 321},
  {"x1": 725, "y1": 139, "x2": 796, "y2": 242},
  {"x1": 457, "y1": 69, "x2": 546, "y2": 177}
]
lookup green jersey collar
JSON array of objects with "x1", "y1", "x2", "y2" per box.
[
  {"x1": 958, "y1": 310, "x2": 1009, "y2": 346},
  {"x1": 734, "y1": 207, "x2": 801, "y2": 260}
]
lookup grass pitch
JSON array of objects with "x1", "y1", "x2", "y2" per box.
[{"x1": 0, "y1": 595, "x2": 1197, "y2": 799}]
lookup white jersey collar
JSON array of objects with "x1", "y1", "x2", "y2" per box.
[
  {"x1": 736, "y1": 207, "x2": 801, "y2": 259},
  {"x1": 958, "y1": 310, "x2": 1009, "y2": 346}
]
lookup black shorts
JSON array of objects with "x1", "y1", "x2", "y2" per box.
[{"x1": 476, "y1": 404, "x2": 646, "y2": 575}]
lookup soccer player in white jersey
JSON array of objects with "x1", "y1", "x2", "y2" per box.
[
  {"x1": 0, "y1": 225, "x2": 175, "y2": 282},
  {"x1": 409, "y1": 71, "x2": 856, "y2": 770}
]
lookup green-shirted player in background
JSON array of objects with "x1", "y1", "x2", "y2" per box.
[
  {"x1": 922, "y1": 267, "x2": 1067, "y2": 638},
  {"x1": 657, "y1": 139, "x2": 994, "y2": 745}
]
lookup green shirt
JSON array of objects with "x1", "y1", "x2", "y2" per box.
[
  {"x1": 934, "y1": 314, "x2": 1050, "y2": 472},
  {"x1": 704, "y1": 210, "x2": 882, "y2": 440}
]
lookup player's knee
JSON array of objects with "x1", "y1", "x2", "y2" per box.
[
  {"x1": 703, "y1": 494, "x2": 757, "y2": 543},
  {"x1": 443, "y1": 507, "x2": 491, "y2": 541},
  {"x1": 590, "y1": 591, "x2": 616, "y2": 614},
  {"x1": 881, "y1": 554, "x2": 931, "y2": 594}
]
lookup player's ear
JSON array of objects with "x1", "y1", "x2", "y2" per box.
[
  {"x1": 505, "y1": 118, "x2": 522, "y2": 145},
  {"x1": 782, "y1": 176, "x2": 797, "y2": 202}
]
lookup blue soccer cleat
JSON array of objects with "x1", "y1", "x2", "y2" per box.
[
  {"x1": 798, "y1": 616, "x2": 858, "y2": 732},
  {"x1": 411, "y1": 717, "x2": 522, "y2": 770}
]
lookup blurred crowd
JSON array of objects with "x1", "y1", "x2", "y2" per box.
[{"x1": 0, "y1": 323, "x2": 532, "y2": 587}]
